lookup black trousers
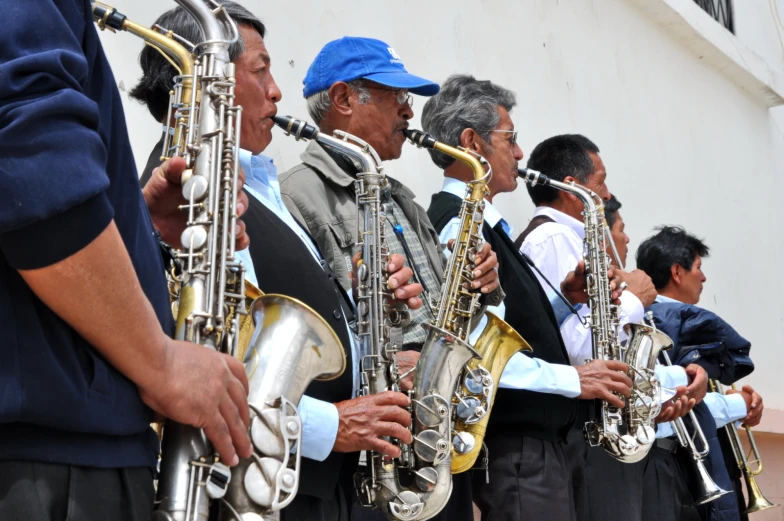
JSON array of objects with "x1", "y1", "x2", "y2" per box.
[
  {"x1": 0, "y1": 461, "x2": 153, "y2": 521},
  {"x1": 642, "y1": 445, "x2": 702, "y2": 521},
  {"x1": 473, "y1": 434, "x2": 575, "y2": 521},
  {"x1": 583, "y1": 443, "x2": 647, "y2": 521},
  {"x1": 281, "y1": 486, "x2": 349, "y2": 521}
]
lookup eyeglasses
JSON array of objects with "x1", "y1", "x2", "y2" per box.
[
  {"x1": 491, "y1": 129, "x2": 518, "y2": 146},
  {"x1": 363, "y1": 84, "x2": 414, "y2": 107}
]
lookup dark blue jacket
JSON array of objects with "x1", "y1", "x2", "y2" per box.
[
  {"x1": 0, "y1": 0, "x2": 174, "y2": 468},
  {"x1": 649, "y1": 301, "x2": 754, "y2": 521}
]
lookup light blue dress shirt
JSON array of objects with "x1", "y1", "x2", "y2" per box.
[
  {"x1": 236, "y1": 149, "x2": 354, "y2": 462},
  {"x1": 652, "y1": 295, "x2": 748, "y2": 438}
]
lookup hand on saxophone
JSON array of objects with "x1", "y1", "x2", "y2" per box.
[
  {"x1": 138, "y1": 337, "x2": 254, "y2": 467},
  {"x1": 655, "y1": 386, "x2": 693, "y2": 423},
  {"x1": 143, "y1": 155, "x2": 251, "y2": 250},
  {"x1": 445, "y1": 240, "x2": 500, "y2": 294},
  {"x1": 386, "y1": 253, "x2": 424, "y2": 310},
  {"x1": 560, "y1": 262, "x2": 624, "y2": 306},
  {"x1": 575, "y1": 360, "x2": 633, "y2": 408},
  {"x1": 332, "y1": 391, "x2": 414, "y2": 458},
  {"x1": 727, "y1": 384, "x2": 764, "y2": 427},
  {"x1": 614, "y1": 269, "x2": 657, "y2": 308}
]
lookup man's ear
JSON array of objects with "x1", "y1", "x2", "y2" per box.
[
  {"x1": 670, "y1": 264, "x2": 682, "y2": 286},
  {"x1": 328, "y1": 82, "x2": 353, "y2": 117},
  {"x1": 458, "y1": 128, "x2": 484, "y2": 154}
]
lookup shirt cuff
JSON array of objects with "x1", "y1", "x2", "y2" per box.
[
  {"x1": 553, "y1": 364, "x2": 582, "y2": 398},
  {"x1": 703, "y1": 392, "x2": 748, "y2": 428},
  {"x1": 655, "y1": 364, "x2": 688, "y2": 388},
  {"x1": 0, "y1": 192, "x2": 114, "y2": 269},
  {"x1": 656, "y1": 422, "x2": 675, "y2": 439},
  {"x1": 619, "y1": 290, "x2": 644, "y2": 325},
  {"x1": 725, "y1": 393, "x2": 750, "y2": 422},
  {"x1": 298, "y1": 395, "x2": 339, "y2": 462}
]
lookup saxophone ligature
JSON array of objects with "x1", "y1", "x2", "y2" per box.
[
  {"x1": 519, "y1": 168, "x2": 668, "y2": 462},
  {"x1": 95, "y1": 4, "x2": 346, "y2": 520},
  {"x1": 405, "y1": 130, "x2": 532, "y2": 477},
  {"x1": 710, "y1": 380, "x2": 776, "y2": 514}
]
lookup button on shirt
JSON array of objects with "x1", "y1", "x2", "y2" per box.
[
  {"x1": 235, "y1": 149, "x2": 357, "y2": 462},
  {"x1": 653, "y1": 295, "x2": 748, "y2": 438},
  {"x1": 438, "y1": 177, "x2": 581, "y2": 398}
]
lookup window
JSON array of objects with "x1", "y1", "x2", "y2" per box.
[{"x1": 693, "y1": 0, "x2": 734, "y2": 33}]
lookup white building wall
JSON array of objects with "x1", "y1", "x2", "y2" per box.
[{"x1": 99, "y1": 0, "x2": 784, "y2": 413}]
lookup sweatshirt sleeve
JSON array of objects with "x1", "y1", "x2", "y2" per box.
[{"x1": 0, "y1": 0, "x2": 113, "y2": 269}]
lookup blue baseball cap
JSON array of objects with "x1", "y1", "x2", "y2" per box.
[{"x1": 302, "y1": 37, "x2": 440, "y2": 98}]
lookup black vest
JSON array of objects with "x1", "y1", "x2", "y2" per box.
[
  {"x1": 141, "y1": 145, "x2": 358, "y2": 498},
  {"x1": 428, "y1": 191, "x2": 577, "y2": 440},
  {"x1": 242, "y1": 194, "x2": 358, "y2": 500}
]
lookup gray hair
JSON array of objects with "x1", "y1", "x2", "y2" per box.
[
  {"x1": 420, "y1": 74, "x2": 517, "y2": 169},
  {"x1": 306, "y1": 80, "x2": 371, "y2": 125}
]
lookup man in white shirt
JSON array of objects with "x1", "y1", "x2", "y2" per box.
[
  {"x1": 636, "y1": 226, "x2": 763, "y2": 521},
  {"x1": 423, "y1": 74, "x2": 640, "y2": 521},
  {"x1": 518, "y1": 135, "x2": 708, "y2": 521}
]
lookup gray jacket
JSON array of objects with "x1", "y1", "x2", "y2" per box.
[{"x1": 280, "y1": 140, "x2": 448, "y2": 295}]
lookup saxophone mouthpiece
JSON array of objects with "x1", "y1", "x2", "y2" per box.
[
  {"x1": 403, "y1": 129, "x2": 437, "y2": 149},
  {"x1": 92, "y1": 1, "x2": 126, "y2": 30},
  {"x1": 271, "y1": 115, "x2": 320, "y2": 141},
  {"x1": 517, "y1": 168, "x2": 549, "y2": 187}
]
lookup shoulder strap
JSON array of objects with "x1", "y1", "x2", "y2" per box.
[{"x1": 513, "y1": 214, "x2": 556, "y2": 250}]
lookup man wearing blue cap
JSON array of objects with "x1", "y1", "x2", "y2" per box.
[{"x1": 280, "y1": 37, "x2": 503, "y2": 521}]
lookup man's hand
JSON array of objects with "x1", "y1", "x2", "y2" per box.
[
  {"x1": 333, "y1": 391, "x2": 413, "y2": 457},
  {"x1": 561, "y1": 262, "x2": 623, "y2": 306},
  {"x1": 615, "y1": 269, "x2": 657, "y2": 307},
  {"x1": 395, "y1": 350, "x2": 421, "y2": 392},
  {"x1": 727, "y1": 384, "x2": 764, "y2": 427},
  {"x1": 446, "y1": 240, "x2": 500, "y2": 294},
  {"x1": 655, "y1": 386, "x2": 693, "y2": 423},
  {"x1": 139, "y1": 338, "x2": 253, "y2": 466},
  {"x1": 143, "y1": 156, "x2": 250, "y2": 250},
  {"x1": 576, "y1": 360, "x2": 633, "y2": 408},
  {"x1": 685, "y1": 364, "x2": 708, "y2": 404},
  {"x1": 387, "y1": 253, "x2": 423, "y2": 310}
]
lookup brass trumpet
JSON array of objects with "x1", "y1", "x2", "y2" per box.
[{"x1": 710, "y1": 380, "x2": 776, "y2": 514}]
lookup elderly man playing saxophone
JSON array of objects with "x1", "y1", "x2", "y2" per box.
[{"x1": 279, "y1": 37, "x2": 503, "y2": 521}]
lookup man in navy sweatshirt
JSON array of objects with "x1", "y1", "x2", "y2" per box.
[{"x1": 0, "y1": 1, "x2": 253, "y2": 519}]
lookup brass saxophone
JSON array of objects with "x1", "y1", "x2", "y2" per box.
[
  {"x1": 519, "y1": 168, "x2": 668, "y2": 463},
  {"x1": 94, "y1": 4, "x2": 345, "y2": 520},
  {"x1": 404, "y1": 130, "x2": 531, "y2": 476}
]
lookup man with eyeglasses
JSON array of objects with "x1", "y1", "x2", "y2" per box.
[
  {"x1": 279, "y1": 37, "x2": 503, "y2": 521},
  {"x1": 423, "y1": 74, "x2": 646, "y2": 521}
]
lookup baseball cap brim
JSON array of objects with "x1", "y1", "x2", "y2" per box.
[{"x1": 363, "y1": 71, "x2": 440, "y2": 96}]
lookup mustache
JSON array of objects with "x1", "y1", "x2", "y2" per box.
[{"x1": 396, "y1": 122, "x2": 409, "y2": 132}]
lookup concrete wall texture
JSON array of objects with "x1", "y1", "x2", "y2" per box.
[{"x1": 97, "y1": 0, "x2": 784, "y2": 517}]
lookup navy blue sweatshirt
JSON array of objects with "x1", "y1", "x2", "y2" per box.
[{"x1": 0, "y1": 0, "x2": 174, "y2": 468}]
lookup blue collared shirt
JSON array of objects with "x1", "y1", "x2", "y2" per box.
[
  {"x1": 236, "y1": 149, "x2": 352, "y2": 462},
  {"x1": 438, "y1": 177, "x2": 582, "y2": 398},
  {"x1": 652, "y1": 295, "x2": 748, "y2": 438}
]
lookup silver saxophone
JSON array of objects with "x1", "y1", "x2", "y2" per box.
[
  {"x1": 105, "y1": 3, "x2": 350, "y2": 521},
  {"x1": 271, "y1": 117, "x2": 467, "y2": 520},
  {"x1": 519, "y1": 168, "x2": 668, "y2": 462}
]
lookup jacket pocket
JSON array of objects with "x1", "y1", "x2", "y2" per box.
[{"x1": 325, "y1": 219, "x2": 358, "y2": 292}]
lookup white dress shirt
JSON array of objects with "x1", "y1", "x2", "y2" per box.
[
  {"x1": 438, "y1": 178, "x2": 581, "y2": 398},
  {"x1": 651, "y1": 295, "x2": 748, "y2": 438},
  {"x1": 235, "y1": 149, "x2": 357, "y2": 462},
  {"x1": 518, "y1": 205, "x2": 687, "y2": 396}
]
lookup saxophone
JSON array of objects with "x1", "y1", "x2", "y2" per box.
[
  {"x1": 519, "y1": 168, "x2": 667, "y2": 462},
  {"x1": 94, "y1": 4, "x2": 346, "y2": 520},
  {"x1": 404, "y1": 130, "x2": 532, "y2": 475}
]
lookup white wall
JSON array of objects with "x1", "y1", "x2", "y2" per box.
[{"x1": 99, "y1": 0, "x2": 784, "y2": 409}]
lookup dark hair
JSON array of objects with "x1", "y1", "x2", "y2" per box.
[
  {"x1": 635, "y1": 226, "x2": 710, "y2": 290},
  {"x1": 129, "y1": 1, "x2": 266, "y2": 122},
  {"x1": 421, "y1": 74, "x2": 516, "y2": 169},
  {"x1": 525, "y1": 134, "x2": 599, "y2": 206},
  {"x1": 604, "y1": 194, "x2": 622, "y2": 230}
]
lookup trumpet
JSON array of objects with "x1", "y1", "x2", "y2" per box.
[
  {"x1": 710, "y1": 380, "x2": 776, "y2": 514},
  {"x1": 653, "y1": 331, "x2": 729, "y2": 505}
]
